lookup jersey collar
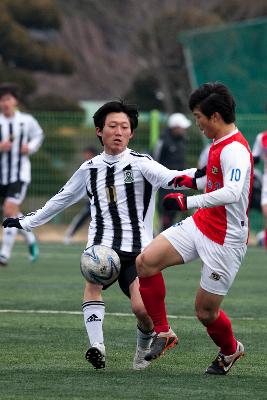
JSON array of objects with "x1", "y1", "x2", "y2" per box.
[
  {"x1": 103, "y1": 148, "x2": 129, "y2": 163},
  {"x1": 213, "y1": 128, "x2": 239, "y2": 145}
]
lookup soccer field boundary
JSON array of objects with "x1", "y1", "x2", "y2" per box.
[{"x1": 0, "y1": 309, "x2": 261, "y2": 321}]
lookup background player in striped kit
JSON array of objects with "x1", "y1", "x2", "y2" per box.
[
  {"x1": 2, "y1": 100, "x2": 196, "y2": 370},
  {"x1": 252, "y1": 129, "x2": 267, "y2": 248},
  {"x1": 137, "y1": 82, "x2": 253, "y2": 375},
  {"x1": 0, "y1": 83, "x2": 44, "y2": 266}
]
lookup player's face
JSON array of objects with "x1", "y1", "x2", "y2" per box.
[
  {"x1": 192, "y1": 108, "x2": 217, "y2": 139},
  {"x1": 97, "y1": 112, "x2": 133, "y2": 155},
  {"x1": 0, "y1": 94, "x2": 18, "y2": 117}
]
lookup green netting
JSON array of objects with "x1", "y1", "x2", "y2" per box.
[{"x1": 180, "y1": 17, "x2": 267, "y2": 113}]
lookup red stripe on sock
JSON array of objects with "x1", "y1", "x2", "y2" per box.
[
  {"x1": 139, "y1": 272, "x2": 169, "y2": 333},
  {"x1": 206, "y1": 310, "x2": 237, "y2": 355}
]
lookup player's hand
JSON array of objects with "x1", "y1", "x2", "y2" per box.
[
  {"x1": 0, "y1": 141, "x2": 12, "y2": 152},
  {"x1": 168, "y1": 175, "x2": 197, "y2": 189},
  {"x1": 163, "y1": 193, "x2": 187, "y2": 211},
  {"x1": 2, "y1": 218, "x2": 23, "y2": 229},
  {"x1": 20, "y1": 144, "x2": 29, "y2": 154}
]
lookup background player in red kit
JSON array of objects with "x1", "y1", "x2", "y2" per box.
[
  {"x1": 252, "y1": 129, "x2": 267, "y2": 248},
  {"x1": 137, "y1": 82, "x2": 253, "y2": 375}
]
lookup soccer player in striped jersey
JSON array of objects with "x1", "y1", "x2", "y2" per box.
[
  {"x1": 3, "y1": 100, "x2": 196, "y2": 370},
  {"x1": 252, "y1": 130, "x2": 267, "y2": 248},
  {"x1": 0, "y1": 83, "x2": 44, "y2": 266},
  {"x1": 137, "y1": 82, "x2": 253, "y2": 375}
]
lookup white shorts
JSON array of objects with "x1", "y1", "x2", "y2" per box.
[
  {"x1": 261, "y1": 174, "x2": 267, "y2": 206},
  {"x1": 161, "y1": 216, "x2": 247, "y2": 296}
]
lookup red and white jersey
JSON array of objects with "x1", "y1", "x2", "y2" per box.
[
  {"x1": 187, "y1": 129, "x2": 253, "y2": 247},
  {"x1": 252, "y1": 131, "x2": 267, "y2": 173}
]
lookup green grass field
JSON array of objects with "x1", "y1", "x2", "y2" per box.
[{"x1": 0, "y1": 243, "x2": 267, "y2": 400}]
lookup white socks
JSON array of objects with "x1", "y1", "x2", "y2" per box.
[
  {"x1": 82, "y1": 301, "x2": 105, "y2": 346},
  {"x1": 0, "y1": 226, "x2": 18, "y2": 259},
  {"x1": 17, "y1": 213, "x2": 36, "y2": 245},
  {"x1": 136, "y1": 326, "x2": 155, "y2": 350},
  {"x1": 18, "y1": 229, "x2": 36, "y2": 245}
]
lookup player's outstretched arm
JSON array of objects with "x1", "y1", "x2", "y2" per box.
[
  {"x1": 168, "y1": 166, "x2": 207, "y2": 190},
  {"x1": 138, "y1": 155, "x2": 197, "y2": 190},
  {"x1": 15, "y1": 167, "x2": 88, "y2": 232}
]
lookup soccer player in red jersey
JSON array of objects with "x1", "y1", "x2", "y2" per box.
[{"x1": 136, "y1": 82, "x2": 253, "y2": 375}]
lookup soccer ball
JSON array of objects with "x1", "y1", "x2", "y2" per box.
[{"x1": 80, "y1": 245, "x2": 121, "y2": 285}]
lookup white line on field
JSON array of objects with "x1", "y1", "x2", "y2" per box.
[{"x1": 0, "y1": 309, "x2": 258, "y2": 320}]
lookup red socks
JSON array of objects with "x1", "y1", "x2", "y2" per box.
[
  {"x1": 265, "y1": 229, "x2": 267, "y2": 248},
  {"x1": 139, "y1": 272, "x2": 169, "y2": 334},
  {"x1": 206, "y1": 310, "x2": 237, "y2": 355}
]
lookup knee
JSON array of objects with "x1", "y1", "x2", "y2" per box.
[
  {"x1": 136, "y1": 252, "x2": 148, "y2": 277},
  {"x1": 3, "y1": 203, "x2": 18, "y2": 218},
  {"x1": 195, "y1": 307, "x2": 218, "y2": 326}
]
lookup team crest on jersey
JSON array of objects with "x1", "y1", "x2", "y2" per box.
[
  {"x1": 124, "y1": 169, "x2": 134, "y2": 183},
  {"x1": 212, "y1": 166, "x2": 218, "y2": 174}
]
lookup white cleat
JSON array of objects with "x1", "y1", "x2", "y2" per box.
[{"x1": 133, "y1": 347, "x2": 152, "y2": 370}]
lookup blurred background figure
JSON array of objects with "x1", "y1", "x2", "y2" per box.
[
  {"x1": 198, "y1": 141, "x2": 211, "y2": 169},
  {"x1": 0, "y1": 83, "x2": 44, "y2": 266},
  {"x1": 153, "y1": 112, "x2": 191, "y2": 230},
  {"x1": 252, "y1": 129, "x2": 267, "y2": 248},
  {"x1": 63, "y1": 145, "x2": 98, "y2": 244}
]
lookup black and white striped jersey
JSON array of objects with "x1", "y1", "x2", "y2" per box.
[
  {"x1": 0, "y1": 111, "x2": 44, "y2": 184},
  {"x1": 20, "y1": 148, "x2": 195, "y2": 253}
]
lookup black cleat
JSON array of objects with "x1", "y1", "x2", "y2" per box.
[
  {"x1": 144, "y1": 328, "x2": 178, "y2": 361},
  {"x1": 205, "y1": 341, "x2": 245, "y2": 375},
  {"x1": 85, "y1": 343, "x2": 105, "y2": 369}
]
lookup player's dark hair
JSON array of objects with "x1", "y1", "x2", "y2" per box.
[
  {"x1": 189, "y1": 82, "x2": 236, "y2": 123},
  {"x1": 93, "y1": 100, "x2": 139, "y2": 145},
  {"x1": 0, "y1": 82, "x2": 20, "y2": 100}
]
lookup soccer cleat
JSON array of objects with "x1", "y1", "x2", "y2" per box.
[
  {"x1": 144, "y1": 328, "x2": 178, "y2": 361},
  {"x1": 0, "y1": 255, "x2": 8, "y2": 267},
  {"x1": 85, "y1": 343, "x2": 105, "y2": 369},
  {"x1": 29, "y1": 242, "x2": 39, "y2": 262},
  {"x1": 133, "y1": 347, "x2": 152, "y2": 370},
  {"x1": 205, "y1": 341, "x2": 245, "y2": 375}
]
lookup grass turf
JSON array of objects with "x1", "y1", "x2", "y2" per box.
[{"x1": 0, "y1": 243, "x2": 267, "y2": 399}]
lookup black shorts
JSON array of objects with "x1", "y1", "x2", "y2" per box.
[
  {"x1": 103, "y1": 250, "x2": 140, "y2": 298},
  {"x1": 0, "y1": 181, "x2": 28, "y2": 205}
]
